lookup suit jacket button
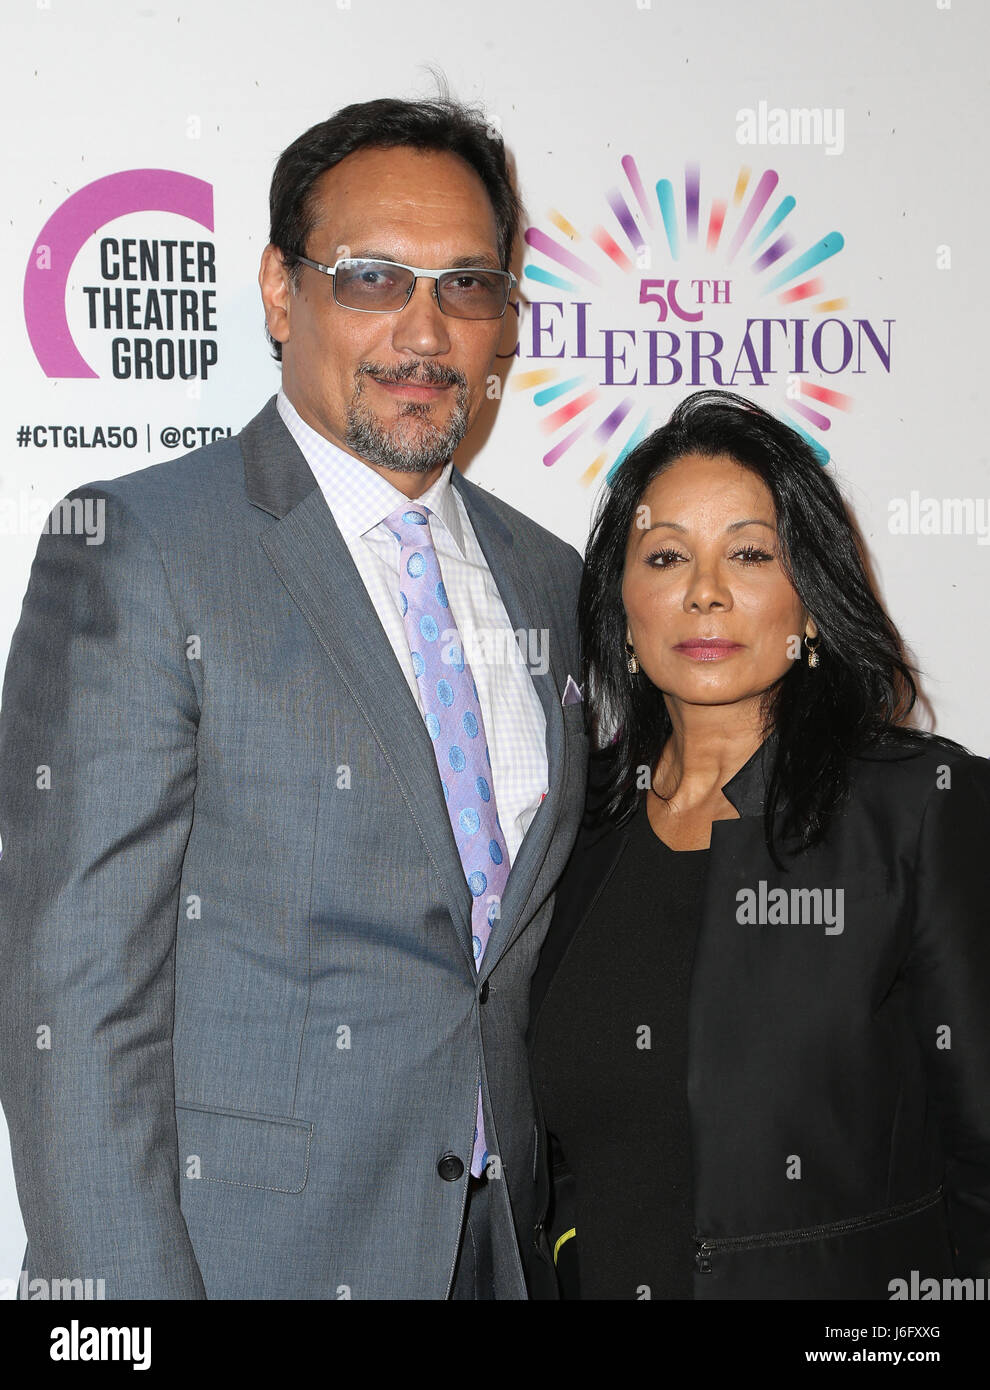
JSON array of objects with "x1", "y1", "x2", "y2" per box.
[
  {"x1": 479, "y1": 980, "x2": 490, "y2": 1004},
  {"x1": 437, "y1": 1153, "x2": 464, "y2": 1182}
]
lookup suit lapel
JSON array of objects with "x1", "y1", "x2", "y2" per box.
[
  {"x1": 240, "y1": 397, "x2": 569, "y2": 976},
  {"x1": 242, "y1": 399, "x2": 474, "y2": 969}
]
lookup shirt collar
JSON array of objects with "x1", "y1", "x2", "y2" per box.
[{"x1": 276, "y1": 387, "x2": 465, "y2": 554}]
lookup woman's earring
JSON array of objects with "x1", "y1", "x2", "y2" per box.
[
  {"x1": 624, "y1": 640, "x2": 639, "y2": 675},
  {"x1": 804, "y1": 632, "x2": 821, "y2": 669}
]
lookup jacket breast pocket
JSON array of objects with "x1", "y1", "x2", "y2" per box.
[{"x1": 175, "y1": 1102, "x2": 314, "y2": 1195}]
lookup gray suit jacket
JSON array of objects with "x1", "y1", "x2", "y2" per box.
[{"x1": 0, "y1": 397, "x2": 588, "y2": 1299}]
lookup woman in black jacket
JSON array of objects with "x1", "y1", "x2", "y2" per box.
[{"x1": 527, "y1": 389, "x2": 990, "y2": 1300}]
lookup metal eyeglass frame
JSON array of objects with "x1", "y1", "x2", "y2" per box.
[{"x1": 291, "y1": 253, "x2": 517, "y2": 319}]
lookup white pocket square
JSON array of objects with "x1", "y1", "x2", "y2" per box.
[{"x1": 561, "y1": 675, "x2": 584, "y2": 706}]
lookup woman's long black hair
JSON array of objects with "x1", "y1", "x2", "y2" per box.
[{"x1": 581, "y1": 389, "x2": 962, "y2": 864}]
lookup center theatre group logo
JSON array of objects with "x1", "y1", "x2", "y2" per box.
[
  {"x1": 23, "y1": 169, "x2": 217, "y2": 381},
  {"x1": 515, "y1": 158, "x2": 894, "y2": 479}
]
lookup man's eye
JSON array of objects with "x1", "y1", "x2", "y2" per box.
[
  {"x1": 445, "y1": 272, "x2": 500, "y2": 294},
  {"x1": 444, "y1": 275, "x2": 486, "y2": 296}
]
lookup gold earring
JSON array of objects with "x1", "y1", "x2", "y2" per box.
[
  {"x1": 624, "y1": 640, "x2": 639, "y2": 675},
  {"x1": 804, "y1": 632, "x2": 821, "y2": 669}
]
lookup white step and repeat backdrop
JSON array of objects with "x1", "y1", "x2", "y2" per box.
[{"x1": 0, "y1": 0, "x2": 986, "y2": 1287}]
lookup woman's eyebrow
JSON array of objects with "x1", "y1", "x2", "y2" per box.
[{"x1": 639, "y1": 517, "x2": 776, "y2": 534}]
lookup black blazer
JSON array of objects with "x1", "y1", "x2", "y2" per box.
[{"x1": 527, "y1": 734, "x2": 990, "y2": 1299}]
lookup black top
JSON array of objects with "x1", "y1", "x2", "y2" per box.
[{"x1": 530, "y1": 789, "x2": 709, "y2": 1300}]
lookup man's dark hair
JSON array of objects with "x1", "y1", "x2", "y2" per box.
[
  {"x1": 265, "y1": 95, "x2": 522, "y2": 360},
  {"x1": 580, "y1": 389, "x2": 965, "y2": 865}
]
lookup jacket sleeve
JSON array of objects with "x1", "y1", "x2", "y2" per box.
[
  {"x1": 907, "y1": 752, "x2": 990, "y2": 1278},
  {"x1": 0, "y1": 485, "x2": 207, "y2": 1298}
]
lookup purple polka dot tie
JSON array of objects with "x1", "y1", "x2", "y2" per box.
[{"x1": 386, "y1": 503, "x2": 511, "y2": 1177}]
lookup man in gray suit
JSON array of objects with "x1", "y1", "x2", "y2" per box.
[{"x1": 0, "y1": 97, "x2": 588, "y2": 1299}]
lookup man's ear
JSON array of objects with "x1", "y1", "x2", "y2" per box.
[{"x1": 259, "y1": 244, "x2": 292, "y2": 347}]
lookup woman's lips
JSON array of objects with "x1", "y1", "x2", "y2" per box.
[{"x1": 673, "y1": 639, "x2": 743, "y2": 661}]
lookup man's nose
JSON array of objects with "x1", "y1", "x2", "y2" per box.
[{"x1": 390, "y1": 277, "x2": 451, "y2": 357}]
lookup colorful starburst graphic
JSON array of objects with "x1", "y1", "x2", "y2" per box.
[{"x1": 517, "y1": 158, "x2": 857, "y2": 482}]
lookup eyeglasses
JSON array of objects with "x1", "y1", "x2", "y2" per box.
[{"x1": 292, "y1": 254, "x2": 517, "y2": 320}]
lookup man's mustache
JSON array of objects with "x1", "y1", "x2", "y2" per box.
[{"x1": 357, "y1": 361, "x2": 467, "y2": 389}]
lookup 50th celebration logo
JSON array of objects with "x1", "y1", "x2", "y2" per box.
[{"x1": 515, "y1": 157, "x2": 893, "y2": 478}]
